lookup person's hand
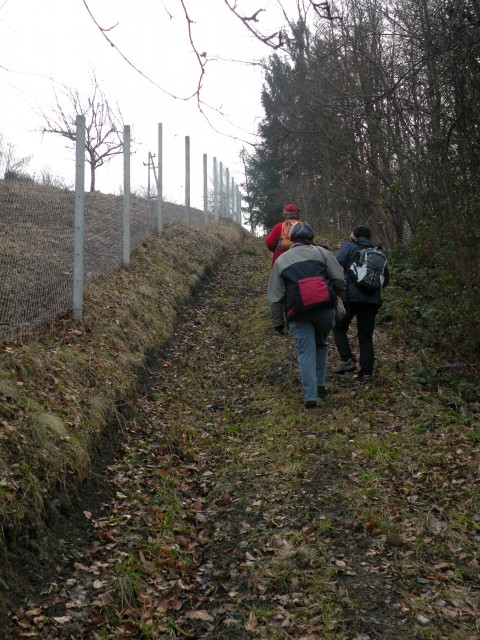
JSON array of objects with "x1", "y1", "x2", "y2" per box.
[{"x1": 274, "y1": 325, "x2": 285, "y2": 335}]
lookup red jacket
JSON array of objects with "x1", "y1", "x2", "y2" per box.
[{"x1": 265, "y1": 221, "x2": 286, "y2": 267}]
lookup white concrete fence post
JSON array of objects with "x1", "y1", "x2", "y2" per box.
[
  {"x1": 156, "y1": 123, "x2": 163, "y2": 234},
  {"x1": 219, "y1": 162, "x2": 224, "y2": 217},
  {"x1": 225, "y1": 168, "x2": 230, "y2": 219},
  {"x1": 73, "y1": 115, "x2": 85, "y2": 321},
  {"x1": 237, "y1": 187, "x2": 242, "y2": 224},
  {"x1": 213, "y1": 157, "x2": 218, "y2": 222},
  {"x1": 122, "y1": 124, "x2": 131, "y2": 267},
  {"x1": 185, "y1": 135, "x2": 191, "y2": 222},
  {"x1": 203, "y1": 153, "x2": 208, "y2": 224}
]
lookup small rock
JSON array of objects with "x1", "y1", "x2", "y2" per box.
[{"x1": 385, "y1": 532, "x2": 403, "y2": 546}]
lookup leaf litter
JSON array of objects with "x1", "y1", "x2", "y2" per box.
[{"x1": 3, "y1": 232, "x2": 480, "y2": 639}]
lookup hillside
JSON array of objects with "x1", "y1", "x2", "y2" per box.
[{"x1": 0, "y1": 217, "x2": 478, "y2": 638}]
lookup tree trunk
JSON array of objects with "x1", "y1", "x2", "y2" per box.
[{"x1": 89, "y1": 150, "x2": 96, "y2": 192}]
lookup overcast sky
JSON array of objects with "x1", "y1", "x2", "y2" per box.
[{"x1": 0, "y1": 0, "x2": 304, "y2": 207}]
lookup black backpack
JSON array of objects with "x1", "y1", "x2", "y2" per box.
[{"x1": 349, "y1": 246, "x2": 387, "y2": 291}]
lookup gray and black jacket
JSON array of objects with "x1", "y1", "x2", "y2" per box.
[{"x1": 267, "y1": 243, "x2": 346, "y2": 328}]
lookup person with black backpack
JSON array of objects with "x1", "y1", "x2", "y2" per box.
[{"x1": 331, "y1": 225, "x2": 390, "y2": 384}]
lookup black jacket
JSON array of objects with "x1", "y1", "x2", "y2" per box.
[{"x1": 336, "y1": 236, "x2": 390, "y2": 306}]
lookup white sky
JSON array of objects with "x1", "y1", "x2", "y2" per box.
[{"x1": 0, "y1": 0, "x2": 302, "y2": 208}]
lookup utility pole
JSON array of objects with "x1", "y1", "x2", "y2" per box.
[{"x1": 143, "y1": 152, "x2": 156, "y2": 198}]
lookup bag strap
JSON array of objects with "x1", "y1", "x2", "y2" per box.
[{"x1": 313, "y1": 244, "x2": 329, "y2": 262}]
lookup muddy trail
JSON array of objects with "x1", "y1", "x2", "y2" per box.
[{"x1": 2, "y1": 239, "x2": 478, "y2": 639}]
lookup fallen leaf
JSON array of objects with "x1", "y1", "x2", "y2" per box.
[
  {"x1": 98, "y1": 592, "x2": 114, "y2": 606},
  {"x1": 185, "y1": 609, "x2": 214, "y2": 621},
  {"x1": 245, "y1": 611, "x2": 258, "y2": 631},
  {"x1": 52, "y1": 616, "x2": 72, "y2": 624},
  {"x1": 93, "y1": 579, "x2": 106, "y2": 589}
]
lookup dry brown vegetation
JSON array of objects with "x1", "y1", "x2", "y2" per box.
[
  {"x1": 0, "y1": 179, "x2": 207, "y2": 341},
  {"x1": 0, "y1": 211, "x2": 479, "y2": 639}
]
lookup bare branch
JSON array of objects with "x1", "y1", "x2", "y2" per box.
[
  {"x1": 311, "y1": 2, "x2": 342, "y2": 21},
  {"x1": 79, "y1": 0, "x2": 290, "y2": 148},
  {"x1": 223, "y1": 0, "x2": 284, "y2": 49},
  {"x1": 82, "y1": 0, "x2": 198, "y2": 102},
  {"x1": 244, "y1": 9, "x2": 265, "y2": 23},
  {"x1": 178, "y1": 0, "x2": 207, "y2": 108},
  {"x1": 40, "y1": 70, "x2": 127, "y2": 191}
]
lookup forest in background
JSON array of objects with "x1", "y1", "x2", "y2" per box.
[{"x1": 242, "y1": 0, "x2": 479, "y2": 307}]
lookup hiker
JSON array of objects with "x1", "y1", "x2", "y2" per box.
[
  {"x1": 267, "y1": 222, "x2": 346, "y2": 409},
  {"x1": 331, "y1": 225, "x2": 390, "y2": 384},
  {"x1": 265, "y1": 203, "x2": 301, "y2": 267}
]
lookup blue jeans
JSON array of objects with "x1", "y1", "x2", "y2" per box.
[{"x1": 289, "y1": 308, "x2": 336, "y2": 402}]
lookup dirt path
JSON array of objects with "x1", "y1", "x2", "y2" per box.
[{"x1": 3, "y1": 239, "x2": 478, "y2": 639}]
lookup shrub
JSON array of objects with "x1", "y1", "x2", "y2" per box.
[
  {"x1": 4, "y1": 169, "x2": 35, "y2": 183},
  {"x1": 384, "y1": 249, "x2": 480, "y2": 364}
]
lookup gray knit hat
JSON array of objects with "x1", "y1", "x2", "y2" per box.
[{"x1": 290, "y1": 221, "x2": 314, "y2": 242}]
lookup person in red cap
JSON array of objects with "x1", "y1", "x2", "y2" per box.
[{"x1": 265, "y1": 204, "x2": 301, "y2": 267}]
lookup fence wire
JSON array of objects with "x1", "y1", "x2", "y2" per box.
[
  {"x1": 0, "y1": 180, "x2": 74, "y2": 341},
  {"x1": 0, "y1": 179, "x2": 210, "y2": 342}
]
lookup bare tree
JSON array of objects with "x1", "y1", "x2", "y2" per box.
[{"x1": 40, "y1": 72, "x2": 125, "y2": 192}]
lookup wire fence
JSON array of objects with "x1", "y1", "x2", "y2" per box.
[{"x1": 0, "y1": 121, "x2": 242, "y2": 342}]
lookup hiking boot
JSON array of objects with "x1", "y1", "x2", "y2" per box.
[
  {"x1": 305, "y1": 400, "x2": 317, "y2": 409},
  {"x1": 317, "y1": 386, "x2": 328, "y2": 398},
  {"x1": 358, "y1": 374, "x2": 372, "y2": 384},
  {"x1": 331, "y1": 359, "x2": 356, "y2": 374}
]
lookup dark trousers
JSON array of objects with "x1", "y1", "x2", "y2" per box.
[{"x1": 333, "y1": 302, "x2": 378, "y2": 375}]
